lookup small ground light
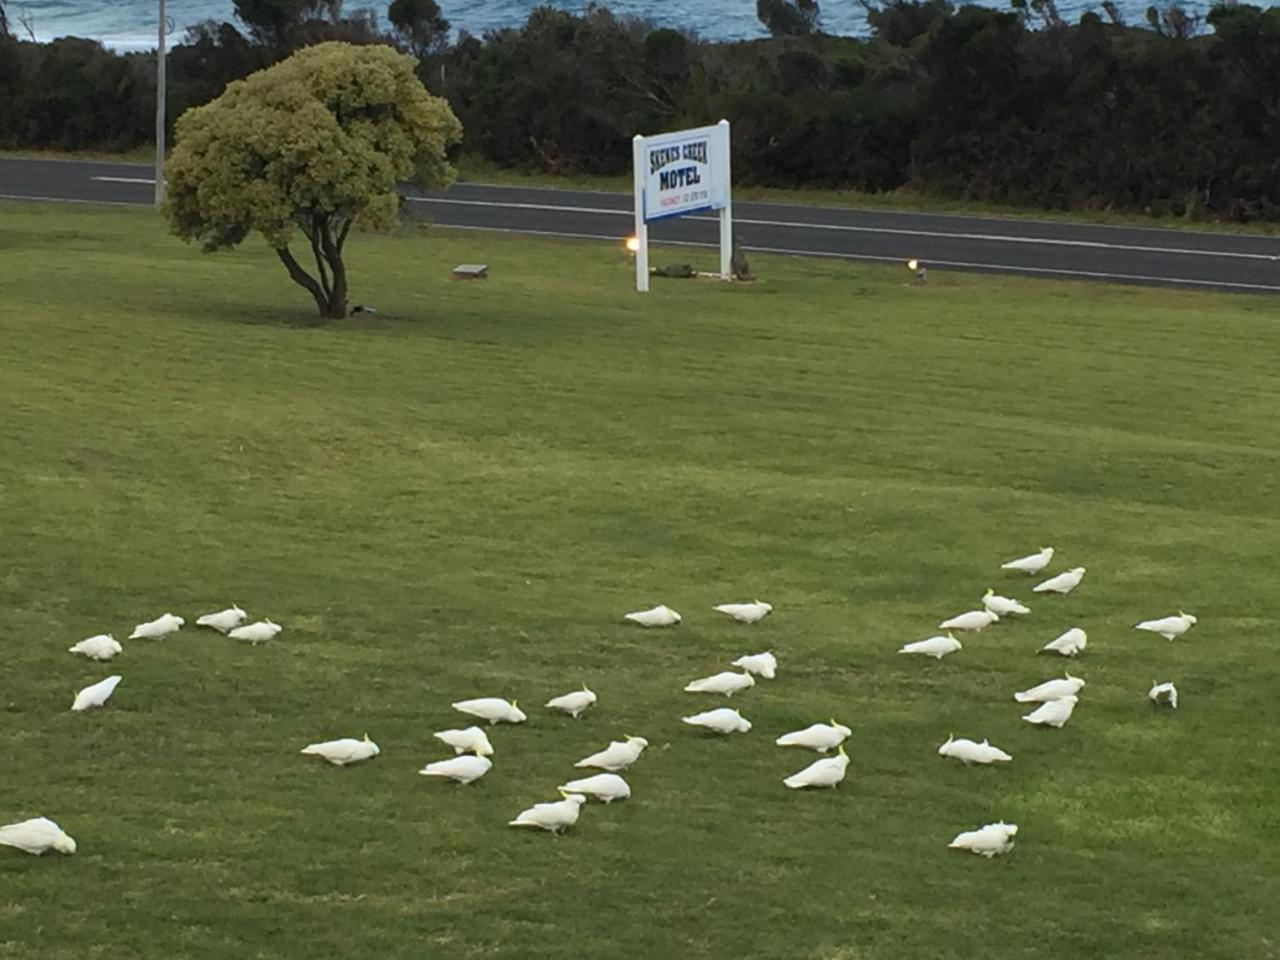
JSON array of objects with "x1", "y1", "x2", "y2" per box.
[{"x1": 906, "y1": 258, "x2": 927, "y2": 284}]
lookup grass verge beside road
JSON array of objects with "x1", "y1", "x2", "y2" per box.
[{"x1": 2, "y1": 200, "x2": 1278, "y2": 959}]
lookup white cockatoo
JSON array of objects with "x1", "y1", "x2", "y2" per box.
[
  {"x1": 300, "y1": 734, "x2": 380, "y2": 766},
  {"x1": 982, "y1": 589, "x2": 1030, "y2": 617},
  {"x1": 1014, "y1": 673, "x2": 1086, "y2": 703},
  {"x1": 1148, "y1": 681, "x2": 1179, "y2": 709},
  {"x1": 508, "y1": 793, "x2": 587, "y2": 833},
  {"x1": 67, "y1": 634, "x2": 121, "y2": 661},
  {"x1": 939, "y1": 610, "x2": 999, "y2": 632},
  {"x1": 1042, "y1": 627, "x2": 1087, "y2": 657},
  {"x1": 451, "y1": 698, "x2": 527, "y2": 725},
  {"x1": 937, "y1": 735, "x2": 1013, "y2": 765},
  {"x1": 1135, "y1": 612, "x2": 1197, "y2": 641},
  {"x1": 545, "y1": 687, "x2": 597, "y2": 719},
  {"x1": 419, "y1": 754, "x2": 492, "y2": 784},
  {"x1": 949, "y1": 821, "x2": 1017, "y2": 858},
  {"x1": 228, "y1": 620, "x2": 281, "y2": 645},
  {"x1": 683, "y1": 671, "x2": 755, "y2": 696},
  {"x1": 195, "y1": 605, "x2": 246, "y2": 633},
  {"x1": 624, "y1": 605, "x2": 681, "y2": 627},
  {"x1": 731, "y1": 651, "x2": 778, "y2": 679},
  {"x1": 899, "y1": 634, "x2": 962, "y2": 659},
  {"x1": 713, "y1": 601, "x2": 773, "y2": 624},
  {"x1": 71, "y1": 675, "x2": 121, "y2": 712},
  {"x1": 433, "y1": 726, "x2": 495, "y2": 757},
  {"x1": 1033, "y1": 567, "x2": 1086, "y2": 594},
  {"x1": 556, "y1": 774, "x2": 631, "y2": 804},
  {"x1": 1022, "y1": 695, "x2": 1078, "y2": 727},
  {"x1": 783, "y1": 745, "x2": 850, "y2": 789},
  {"x1": 775, "y1": 720, "x2": 851, "y2": 753},
  {"x1": 1001, "y1": 547, "x2": 1054, "y2": 575},
  {"x1": 574, "y1": 736, "x2": 648, "y2": 771},
  {"x1": 0, "y1": 817, "x2": 77, "y2": 855},
  {"x1": 682, "y1": 707, "x2": 752, "y2": 734},
  {"x1": 128, "y1": 613, "x2": 184, "y2": 640}
]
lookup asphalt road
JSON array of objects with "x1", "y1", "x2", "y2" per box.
[{"x1": 5, "y1": 155, "x2": 1280, "y2": 293}]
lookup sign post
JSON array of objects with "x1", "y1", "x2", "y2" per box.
[{"x1": 631, "y1": 120, "x2": 732, "y2": 293}]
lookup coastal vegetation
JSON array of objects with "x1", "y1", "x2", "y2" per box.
[{"x1": 0, "y1": 1, "x2": 1278, "y2": 222}]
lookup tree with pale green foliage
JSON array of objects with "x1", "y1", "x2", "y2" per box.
[{"x1": 164, "y1": 41, "x2": 462, "y2": 320}]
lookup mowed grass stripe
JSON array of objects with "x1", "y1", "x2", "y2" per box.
[{"x1": 2, "y1": 201, "x2": 1278, "y2": 959}]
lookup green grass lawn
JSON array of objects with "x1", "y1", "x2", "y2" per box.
[{"x1": 2, "y1": 200, "x2": 1278, "y2": 960}]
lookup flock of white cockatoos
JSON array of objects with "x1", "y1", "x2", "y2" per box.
[
  {"x1": 893, "y1": 545, "x2": 1192, "y2": 857},
  {"x1": 4, "y1": 557, "x2": 1195, "y2": 857}
]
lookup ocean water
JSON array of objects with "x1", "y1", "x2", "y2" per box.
[{"x1": 16, "y1": 0, "x2": 1261, "y2": 50}]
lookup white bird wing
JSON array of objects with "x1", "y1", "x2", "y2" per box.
[
  {"x1": 575, "y1": 742, "x2": 627, "y2": 768},
  {"x1": 0, "y1": 818, "x2": 61, "y2": 854},
  {"x1": 72, "y1": 675, "x2": 121, "y2": 711},
  {"x1": 783, "y1": 755, "x2": 847, "y2": 788}
]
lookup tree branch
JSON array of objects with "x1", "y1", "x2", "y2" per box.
[
  {"x1": 275, "y1": 246, "x2": 328, "y2": 318},
  {"x1": 306, "y1": 214, "x2": 333, "y2": 300}
]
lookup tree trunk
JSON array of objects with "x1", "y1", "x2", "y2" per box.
[{"x1": 276, "y1": 227, "x2": 348, "y2": 321}]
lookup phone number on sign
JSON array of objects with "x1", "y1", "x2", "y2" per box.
[{"x1": 660, "y1": 188, "x2": 709, "y2": 208}]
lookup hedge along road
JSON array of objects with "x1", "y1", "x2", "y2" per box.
[{"x1": 5, "y1": 155, "x2": 1280, "y2": 294}]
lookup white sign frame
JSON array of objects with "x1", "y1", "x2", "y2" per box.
[{"x1": 631, "y1": 120, "x2": 732, "y2": 293}]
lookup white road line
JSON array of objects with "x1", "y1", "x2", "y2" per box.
[
  {"x1": 0, "y1": 192, "x2": 146, "y2": 208},
  {"x1": 406, "y1": 196, "x2": 1280, "y2": 262},
  {"x1": 90, "y1": 176, "x2": 156, "y2": 184},
  {"x1": 429, "y1": 222, "x2": 1280, "y2": 293}
]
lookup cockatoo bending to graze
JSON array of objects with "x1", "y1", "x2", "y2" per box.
[
  {"x1": 731, "y1": 651, "x2": 778, "y2": 679},
  {"x1": 1022, "y1": 695, "x2": 1078, "y2": 728},
  {"x1": 71, "y1": 675, "x2": 121, "y2": 712},
  {"x1": 433, "y1": 726, "x2": 495, "y2": 757},
  {"x1": 1001, "y1": 547, "x2": 1054, "y2": 575},
  {"x1": 624, "y1": 605, "x2": 681, "y2": 627},
  {"x1": 982, "y1": 589, "x2": 1030, "y2": 617},
  {"x1": 1033, "y1": 567, "x2": 1086, "y2": 594},
  {"x1": 419, "y1": 754, "x2": 492, "y2": 784},
  {"x1": 1042, "y1": 627, "x2": 1087, "y2": 657},
  {"x1": 899, "y1": 635, "x2": 962, "y2": 659},
  {"x1": 556, "y1": 774, "x2": 631, "y2": 803},
  {"x1": 937, "y1": 735, "x2": 1013, "y2": 765},
  {"x1": 228, "y1": 620, "x2": 281, "y2": 644},
  {"x1": 775, "y1": 720, "x2": 851, "y2": 753},
  {"x1": 68, "y1": 634, "x2": 121, "y2": 661},
  {"x1": 574, "y1": 736, "x2": 649, "y2": 771},
  {"x1": 682, "y1": 707, "x2": 752, "y2": 734},
  {"x1": 508, "y1": 793, "x2": 587, "y2": 833},
  {"x1": 545, "y1": 687, "x2": 597, "y2": 719},
  {"x1": 949, "y1": 822, "x2": 1017, "y2": 858},
  {"x1": 195, "y1": 605, "x2": 246, "y2": 634},
  {"x1": 129, "y1": 613, "x2": 184, "y2": 640},
  {"x1": 783, "y1": 745, "x2": 850, "y2": 789},
  {"x1": 683, "y1": 671, "x2": 755, "y2": 697},
  {"x1": 1148, "y1": 681, "x2": 1179, "y2": 709},
  {"x1": 939, "y1": 610, "x2": 998, "y2": 632},
  {"x1": 451, "y1": 698, "x2": 527, "y2": 725},
  {"x1": 713, "y1": 601, "x2": 773, "y2": 624},
  {"x1": 1014, "y1": 673, "x2": 1086, "y2": 703},
  {"x1": 0, "y1": 817, "x2": 77, "y2": 856},
  {"x1": 1135, "y1": 612, "x2": 1197, "y2": 641},
  {"x1": 300, "y1": 734, "x2": 380, "y2": 766}
]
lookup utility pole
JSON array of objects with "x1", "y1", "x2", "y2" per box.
[{"x1": 155, "y1": 0, "x2": 166, "y2": 207}]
